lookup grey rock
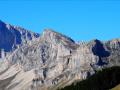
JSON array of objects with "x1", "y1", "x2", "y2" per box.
[{"x1": 0, "y1": 21, "x2": 120, "y2": 90}]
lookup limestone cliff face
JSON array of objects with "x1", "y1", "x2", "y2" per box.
[{"x1": 0, "y1": 21, "x2": 120, "y2": 90}]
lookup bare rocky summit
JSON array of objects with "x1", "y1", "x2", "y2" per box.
[{"x1": 0, "y1": 20, "x2": 120, "y2": 90}]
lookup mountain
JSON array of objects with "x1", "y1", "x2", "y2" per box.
[
  {"x1": 0, "y1": 20, "x2": 40, "y2": 52},
  {"x1": 59, "y1": 66, "x2": 120, "y2": 90},
  {"x1": 0, "y1": 20, "x2": 120, "y2": 90}
]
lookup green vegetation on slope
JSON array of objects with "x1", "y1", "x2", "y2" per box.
[{"x1": 59, "y1": 66, "x2": 120, "y2": 90}]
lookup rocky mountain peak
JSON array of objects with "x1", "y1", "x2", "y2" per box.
[
  {"x1": 0, "y1": 21, "x2": 120, "y2": 90},
  {"x1": 0, "y1": 20, "x2": 4, "y2": 25},
  {"x1": 41, "y1": 29, "x2": 76, "y2": 50},
  {"x1": 0, "y1": 20, "x2": 13, "y2": 30},
  {"x1": 105, "y1": 39, "x2": 120, "y2": 50},
  {"x1": 42, "y1": 29, "x2": 57, "y2": 34},
  {"x1": 0, "y1": 20, "x2": 40, "y2": 52},
  {"x1": 0, "y1": 20, "x2": 7, "y2": 30}
]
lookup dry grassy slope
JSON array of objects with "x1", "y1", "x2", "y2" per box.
[{"x1": 112, "y1": 84, "x2": 120, "y2": 90}]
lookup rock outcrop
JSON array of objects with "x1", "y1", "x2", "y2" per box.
[{"x1": 0, "y1": 20, "x2": 120, "y2": 90}]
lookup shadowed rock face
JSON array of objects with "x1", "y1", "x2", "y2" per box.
[
  {"x1": 89, "y1": 39, "x2": 110, "y2": 66},
  {"x1": 0, "y1": 21, "x2": 120, "y2": 90},
  {"x1": 92, "y1": 39, "x2": 110, "y2": 57},
  {"x1": 0, "y1": 21, "x2": 15, "y2": 52},
  {"x1": 0, "y1": 20, "x2": 40, "y2": 52}
]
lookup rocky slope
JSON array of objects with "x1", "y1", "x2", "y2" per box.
[
  {"x1": 0, "y1": 20, "x2": 120, "y2": 90},
  {"x1": 60, "y1": 66, "x2": 120, "y2": 90}
]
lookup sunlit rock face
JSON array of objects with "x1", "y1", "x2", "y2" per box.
[{"x1": 0, "y1": 21, "x2": 120, "y2": 90}]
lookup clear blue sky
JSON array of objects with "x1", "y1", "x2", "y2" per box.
[{"x1": 0, "y1": 0, "x2": 120, "y2": 41}]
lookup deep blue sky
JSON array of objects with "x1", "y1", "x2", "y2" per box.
[{"x1": 0, "y1": 0, "x2": 120, "y2": 41}]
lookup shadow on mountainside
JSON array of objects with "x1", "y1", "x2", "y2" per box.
[{"x1": 92, "y1": 40, "x2": 110, "y2": 66}]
